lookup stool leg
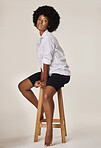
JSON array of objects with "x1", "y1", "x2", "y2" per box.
[
  {"x1": 34, "y1": 88, "x2": 43, "y2": 142},
  {"x1": 58, "y1": 89, "x2": 67, "y2": 136},
  {"x1": 60, "y1": 89, "x2": 67, "y2": 136},
  {"x1": 57, "y1": 88, "x2": 66, "y2": 143},
  {"x1": 63, "y1": 108, "x2": 67, "y2": 136},
  {"x1": 38, "y1": 122, "x2": 41, "y2": 135}
]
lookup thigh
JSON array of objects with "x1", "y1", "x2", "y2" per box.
[
  {"x1": 19, "y1": 71, "x2": 41, "y2": 90},
  {"x1": 27, "y1": 71, "x2": 41, "y2": 87},
  {"x1": 19, "y1": 78, "x2": 34, "y2": 90},
  {"x1": 46, "y1": 73, "x2": 70, "y2": 92}
]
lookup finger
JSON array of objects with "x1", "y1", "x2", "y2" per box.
[
  {"x1": 40, "y1": 85, "x2": 44, "y2": 88},
  {"x1": 40, "y1": 84, "x2": 42, "y2": 88}
]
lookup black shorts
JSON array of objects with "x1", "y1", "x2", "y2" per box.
[{"x1": 27, "y1": 71, "x2": 70, "y2": 92}]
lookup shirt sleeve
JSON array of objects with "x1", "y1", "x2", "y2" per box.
[{"x1": 42, "y1": 38, "x2": 55, "y2": 65}]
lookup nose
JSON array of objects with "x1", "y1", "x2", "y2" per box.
[{"x1": 39, "y1": 19, "x2": 43, "y2": 24}]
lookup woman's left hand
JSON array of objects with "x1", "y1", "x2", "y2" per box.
[{"x1": 40, "y1": 81, "x2": 46, "y2": 88}]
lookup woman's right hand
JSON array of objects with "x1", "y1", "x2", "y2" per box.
[{"x1": 34, "y1": 80, "x2": 41, "y2": 88}]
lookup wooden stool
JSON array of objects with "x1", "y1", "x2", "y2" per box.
[{"x1": 34, "y1": 87, "x2": 67, "y2": 143}]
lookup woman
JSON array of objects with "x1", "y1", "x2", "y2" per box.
[{"x1": 18, "y1": 5, "x2": 71, "y2": 146}]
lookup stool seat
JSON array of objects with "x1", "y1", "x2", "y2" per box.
[{"x1": 34, "y1": 87, "x2": 67, "y2": 143}]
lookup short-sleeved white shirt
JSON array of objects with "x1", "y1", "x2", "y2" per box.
[{"x1": 36, "y1": 29, "x2": 71, "y2": 76}]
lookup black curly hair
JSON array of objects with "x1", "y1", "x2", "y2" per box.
[{"x1": 32, "y1": 5, "x2": 61, "y2": 32}]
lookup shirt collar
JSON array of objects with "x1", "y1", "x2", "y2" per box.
[
  {"x1": 37, "y1": 29, "x2": 49, "y2": 45},
  {"x1": 38, "y1": 29, "x2": 49, "y2": 38}
]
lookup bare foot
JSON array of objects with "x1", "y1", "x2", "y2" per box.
[{"x1": 44, "y1": 128, "x2": 53, "y2": 146}]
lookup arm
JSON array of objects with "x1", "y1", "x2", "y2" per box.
[
  {"x1": 40, "y1": 68, "x2": 44, "y2": 81},
  {"x1": 40, "y1": 64, "x2": 49, "y2": 88},
  {"x1": 40, "y1": 64, "x2": 49, "y2": 82},
  {"x1": 43, "y1": 64, "x2": 49, "y2": 82}
]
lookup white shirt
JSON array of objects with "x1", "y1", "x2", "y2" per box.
[{"x1": 36, "y1": 29, "x2": 71, "y2": 76}]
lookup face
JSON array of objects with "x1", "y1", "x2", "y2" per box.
[{"x1": 36, "y1": 15, "x2": 49, "y2": 34}]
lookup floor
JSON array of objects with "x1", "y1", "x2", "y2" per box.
[{"x1": 0, "y1": 124, "x2": 101, "y2": 148}]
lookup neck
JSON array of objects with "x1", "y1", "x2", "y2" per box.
[{"x1": 39, "y1": 30, "x2": 44, "y2": 36}]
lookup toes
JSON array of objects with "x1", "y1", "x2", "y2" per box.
[
  {"x1": 44, "y1": 142, "x2": 52, "y2": 146},
  {"x1": 44, "y1": 131, "x2": 53, "y2": 146}
]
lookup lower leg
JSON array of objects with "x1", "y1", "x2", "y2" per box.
[
  {"x1": 44, "y1": 98, "x2": 54, "y2": 130},
  {"x1": 43, "y1": 97, "x2": 55, "y2": 145}
]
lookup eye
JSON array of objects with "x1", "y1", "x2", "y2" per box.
[{"x1": 44, "y1": 19, "x2": 47, "y2": 22}]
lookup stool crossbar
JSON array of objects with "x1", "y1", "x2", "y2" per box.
[{"x1": 34, "y1": 87, "x2": 67, "y2": 143}]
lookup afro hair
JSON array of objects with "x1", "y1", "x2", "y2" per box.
[{"x1": 32, "y1": 5, "x2": 61, "y2": 32}]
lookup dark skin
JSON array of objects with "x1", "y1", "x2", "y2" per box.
[
  {"x1": 36, "y1": 14, "x2": 50, "y2": 36},
  {"x1": 35, "y1": 15, "x2": 56, "y2": 146}
]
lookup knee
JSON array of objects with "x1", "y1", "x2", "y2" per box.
[
  {"x1": 43, "y1": 93, "x2": 50, "y2": 102},
  {"x1": 18, "y1": 81, "x2": 24, "y2": 91}
]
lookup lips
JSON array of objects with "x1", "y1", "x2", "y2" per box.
[{"x1": 39, "y1": 24, "x2": 42, "y2": 27}]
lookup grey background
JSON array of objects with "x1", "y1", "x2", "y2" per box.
[{"x1": 0, "y1": 0, "x2": 101, "y2": 147}]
